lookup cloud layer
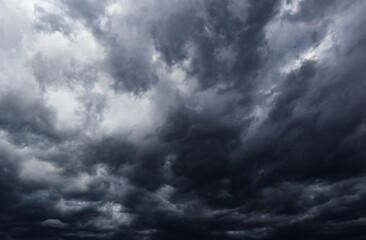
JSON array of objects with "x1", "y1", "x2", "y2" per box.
[{"x1": 1, "y1": 0, "x2": 366, "y2": 239}]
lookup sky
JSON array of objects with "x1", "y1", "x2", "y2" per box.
[{"x1": 0, "y1": 0, "x2": 366, "y2": 239}]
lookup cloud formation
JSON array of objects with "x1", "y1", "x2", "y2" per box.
[
  {"x1": 1, "y1": 0, "x2": 366, "y2": 239},
  {"x1": 41, "y1": 219, "x2": 69, "y2": 229}
]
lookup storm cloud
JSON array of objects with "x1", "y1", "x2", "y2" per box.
[{"x1": 1, "y1": 0, "x2": 366, "y2": 239}]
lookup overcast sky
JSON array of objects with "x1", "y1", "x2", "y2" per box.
[{"x1": 1, "y1": 0, "x2": 366, "y2": 239}]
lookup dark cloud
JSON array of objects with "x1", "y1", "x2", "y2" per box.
[
  {"x1": 1, "y1": 0, "x2": 366, "y2": 239},
  {"x1": 152, "y1": 0, "x2": 280, "y2": 90},
  {"x1": 0, "y1": 89, "x2": 61, "y2": 143}
]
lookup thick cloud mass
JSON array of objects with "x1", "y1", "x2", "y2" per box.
[{"x1": 1, "y1": 0, "x2": 366, "y2": 239}]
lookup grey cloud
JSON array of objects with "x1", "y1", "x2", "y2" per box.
[
  {"x1": 41, "y1": 219, "x2": 69, "y2": 229},
  {"x1": 30, "y1": 53, "x2": 100, "y2": 89},
  {"x1": 1, "y1": 0, "x2": 366, "y2": 239},
  {"x1": 151, "y1": 0, "x2": 280, "y2": 90},
  {"x1": 60, "y1": 0, "x2": 159, "y2": 94},
  {"x1": 0, "y1": 89, "x2": 61, "y2": 143},
  {"x1": 33, "y1": 7, "x2": 71, "y2": 35}
]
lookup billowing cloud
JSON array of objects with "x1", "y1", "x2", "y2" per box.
[{"x1": 1, "y1": 0, "x2": 366, "y2": 239}]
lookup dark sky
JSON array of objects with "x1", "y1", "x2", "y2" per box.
[{"x1": 1, "y1": 0, "x2": 366, "y2": 239}]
